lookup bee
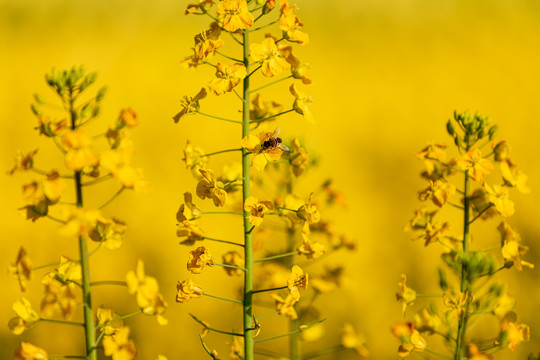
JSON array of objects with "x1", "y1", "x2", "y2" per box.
[{"x1": 261, "y1": 127, "x2": 289, "y2": 151}]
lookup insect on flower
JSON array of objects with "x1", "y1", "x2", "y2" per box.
[{"x1": 261, "y1": 127, "x2": 289, "y2": 152}]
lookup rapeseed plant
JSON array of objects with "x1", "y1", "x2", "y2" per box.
[
  {"x1": 7, "y1": 67, "x2": 167, "y2": 360},
  {"x1": 394, "y1": 111, "x2": 532, "y2": 359}
]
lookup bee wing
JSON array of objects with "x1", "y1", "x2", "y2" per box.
[
  {"x1": 273, "y1": 127, "x2": 281, "y2": 137},
  {"x1": 280, "y1": 144, "x2": 289, "y2": 151}
]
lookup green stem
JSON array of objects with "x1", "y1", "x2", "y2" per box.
[
  {"x1": 190, "y1": 313, "x2": 244, "y2": 336},
  {"x1": 468, "y1": 204, "x2": 493, "y2": 225},
  {"x1": 95, "y1": 309, "x2": 143, "y2": 330},
  {"x1": 98, "y1": 187, "x2": 124, "y2": 210},
  {"x1": 247, "y1": 65, "x2": 262, "y2": 79},
  {"x1": 215, "y1": 50, "x2": 242, "y2": 63},
  {"x1": 203, "y1": 292, "x2": 244, "y2": 304},
  {"x1": 286, "y1": 227, "x2": 300, "y2": 360},
  {"x1": 250, "y1": 75, "x2": 293, "y2": 94},
  {"x1": 274, "y1": 205, "x2": 298, "y2": 212},
  {"x1": 214, "y1": 263, "x2": 247, "y2": 272},
  {"x1": 250, "y1": 109, "x2": 295, "y2": 124},
  {"x1": 254, "y1": 319, "x2": 326, "y2": 343},
  {"x1": 255, "y1": 311, "x2": 279, "y2": 320},
  {"x1": 90, "y1": 280, "x2": 127, "y2": 287},
  {"x1": 242, "y1": 28, "x2": 255, "y2": 360},
  {"x1": 202, "y1": 211, "x2": 244, "y2": 216},
  {"x1": 203, "y1": 236, "x2": 244, "y2": 247},
  {"x1": 81, "y1": 174, "x2": 112, "y2": 186},
  {"x1": 425, "y1": 347, "x2": 453, "y2": 360},
  {"x1": 70, "y1": 92, "x2": 97, "y2": 360},
  {"x1": 254, "y1": 250, "x2": 299, "y2": 263},
  {"x1": 252, "y1": 285, "x2": 288, "y2": 294},
  {"x1": 197, "y1": 111, "x2": 242, "y2": 124},
  {"x1": 49, "y1": 356, "x2": 87, "y2": 359},
  {"x1": 249, "y1": 19, "x2": 279, "y2": 32},
  {"x1": 202, "y1": 148, "x2": 243, "y2": 157},
  {"x1": 32, "y1": 262, "x2": 60, "y2": 271},
  {"x1": 47, "y1": 215, "x2": 67, "y2": 224},
  {"x1": 303, "y1": 345, "x2": 349, "y2": 360},
  {"x1": 40, "y1": 318, "x2": 85, "y2": 327}
]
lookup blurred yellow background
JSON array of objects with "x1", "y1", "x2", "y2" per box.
[{"x1": 1, "y1": 0, "x2": 539, "y2": 358}]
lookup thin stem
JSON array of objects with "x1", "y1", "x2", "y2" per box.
[
  {"x1": 242, "y1": 28, "x2": 255, "y2": 360},
  {"x1": 95, "y1": 310, "x2": 143, "y2": 330},
  {"x1": 49, "y1": 356, "x2": 87, "y2": 359},
  {"x1": 202, "y1": 211, "x2": 244, "y2": 216},
  {"x1": 82, "y1": 174, "x2": 112, "y2": 186},
  {"x1": 250, "y1": 109, "x2": 294, "y2": 124},
  {"x1": 254, "y1": 319, "x2": 326, "y2": 343},
  {"x1": 40, "y1": 318, "x2": 85, "y2": 327},
  {"x1": 468, "y1": 204, "x2": 493, "y2": 225},
  {"x1": 87, "y1": 241, "x2": 103, "y2": 257},
  {"x1": 252, "y1": 285, "x2": 288, "y2": 294},
  {"x1": 247, "y1": 65, "x2": 262, "y2": 79},
  {"x1": 425, "y1": 348, "x2": 453, "y2": 360},
  {"x1": 203, "y1": 61, "x2": 217, "y2": 68},
  {"x1": 254, "y1": 251, "x2": 299, "y2": 263},
  {"x1": 214, "y1": 263, "x2": 247, "y2": 272},
  {"x1": 31, "y1": 168, "x2": 73, "y2": 179},
  {"x1": 253, "y1": 13, "x2": 264, "y2": 23},
  {"x1": 274, "y1": 205, "x2": 298, "y2": 212},
  {"x1": 47, "y1": 215, "x2": 67, "y2": 224},
  {"x1": 203, "y1": 236, "x2": 244, "y2": 247},
  {"x1": 52, "y1": 136, "x2": 67, "y2": 154},
  {"x1": 303, "y1": 346, "x2": 348, "y2": 360},
  {"x1": 250, "y1": 75, "x2": 293, "y2": 94},
  {"x1": 447, "y1": 201, "x2": 465, "y2": 210},
  {"x1": 33, "y1": 262, "x2": 60, "y2": 271},
  {"x1": 229, "y1": 32, "x2": 244, "y2": 46},
  {"x1": 90, "y1": 280, "x2": 127, "y2": 287},
  {"x1": 202, "y1": 148, "x2": 243, "y2": 157},
  {"x1": 233, "y1": 88, "x2": 245, "y2": 102},
  {"x1": 203, "y1": 292, "x2": 244, "y2": 304},
  {"x1": 249, "y1": 19, "x2": 279, "y2": 32},
  {"x1": 255, "y1": 311, "x2": 280, "y2": 321},
  {"x1": 254, "y1": 349, "x2": 285, "y2": 358},
  {"x1": 190, "y1": 313, "x2": 244, "y2": 336},
  {"x1": 98, "y1": 187, "x2": 124, "y2": 210},
  {"x1": 215, "y1": 50, "x2": 242, "y2": 63},
  {"x1": 197, "y1": 111, "x2": 242, "y2": 124}
]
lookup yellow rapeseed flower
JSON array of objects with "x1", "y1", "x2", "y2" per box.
[
  {"x1": 417, "y1": 179, "x2": 455, "y2": 207},
  {"x1": 176, "y1": 220, "x2": 205, "y2": 245},
  {"x1": 7, "y1": 149, "x2": 38, "y2": 175},
  {"x1": 289, "y1": 84, "x2": 314, "y2": 123},
  {"x1": 97, "y1": 305, "x2": 122, "y2": 335},
  {"x1": 185, "y1": 0, "x2": 215, "y2": 15},
  {"x1": 278, "y1": 2, "x2": 309, "y2": 45},
  {"x1": 241, "y1": 128, "x2": 286, "y2": 172},
  {"x1": 289, "y1": 138, "x2": 308, "y2": 176},
  {"x1": 217, "y1": 0, "x2": 254, "y2": 32},
  {"x1": 36, "y1": 115, "x2": 68, "y2": 137},
  {"x1": 396, "y1": 274, "x2": 416, "y2": 318},
  {"x1": 196, "y1": 169, "x2": 227, "y2": 207},
  {"x1": 8, "y1": 247, "x2": 33, "y2": 292},
  {"x1": 244, "y1": 196, "x2": 273, "y2": 226},
  {"x1": 250, "y1": 37, "x2": 290, "y2": 77},
  {"x1": 497, "y1": 312, "x2": 530, "y2": 351},
  {"x1": 500, "y1": 159, "x2": 530, "y2": 194},
  {"x1": 15, "y1": 342, "x2": 48, "y2": 360},
  {"x1": 415, "y1": 143, "x2": 447, "y2": 162},
  {"x1": 297, "y1": 193, "x2": 320, "y2": 225},
  {"x1": 208, "y1": 62, "x2": 247, "y2": 95},
  {"x1": 103, "y1": 326, "x2": 137, "y2": 360},
  {"x1": 59, "y1": 208, "x2": 101, "y2": 239},
  {"x1": 173, "y1": 88, "x2": 208, "y2": 123},
  {"x1": 89, "y1": 217, "x2": 127, "y2": 250},
  {"x1": 341, "y1": 324, "x2": 370, "y2": 358},
  {"x1": 271, "y1": 294, "x2": 298, "y2": 319},
  {"x1": 499, "y1": 222, "x2": 534, "y2": 271},
  {"x1": 8, "y1": 298, "x2": 40, "y2": 335},
  {"x1": 177, "y1": 192, "x2": 202, "y2": 222},
  {"x1": 483, "y1": 183, "x2": 514, "y2": 217},
  {"x1": 297, "y1": 233, "x2": 325, "y2": 259},
  {"x1": 187, "y1": 246, "x2": 216, "y2": 274},
  {"x1": 221, "y1": 251, "x2": 244, "y2": 276},
  {"x1": 194, "y1": 30, "x2": 224, "y2": 61},
  {"x1": 182, "y1": 140, "x2": 209, "y2": 178},
  {"x1": 118, "y1": 108, "x2": 139, "y2": 128},
  {"x1": 62, "y1": 130, "x2": 99, "y2": 171},
  {"x1": 250, "y1": 93, "x2": 283, "y2": 120},
  {"x1": 287, "y1": 265, "x2": 308, "y2": 301},
  {"x1": 176, "y1": 278, "x2": 204, "y2": 303},
  {"x1": 456, "y1": 148, "x2": 494, "y2": 182}
]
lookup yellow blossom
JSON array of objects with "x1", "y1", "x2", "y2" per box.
[
  {"x1": 62, "y1": 130, "x2": 99, "y2": 171},
  {"x1": 8, "y1": 298, "x2": 40, "y2": 335},
  {"x1": 241, "y1": 128, "x2": 286, "y2": 172},
  {"x1": 297, "y1": 233, "x2": 325, "y2": 259},
  {"x1": 194, "y1": 30, "x2": 224, "y2": 61},
  {"x1": 500, "y1": 159, "x2": 530, "y2": 194},
  {"x1": 208, "y1": 62, "x2": 247, "y2": 95},
  {"x1": 176, "y1": 278, "x2": 204, "y2": 303},
  {"x1": 279, "y1": 45, "x2": 313, "y2": 83},
  {"x1": 271, "y1": 294, "x2": 298, "y2": 319},
  {"x1": 176, "y1": 192, "x2": 202, "y2": 222},
  {"x1": 36, "y1": 115, "x2": 68, "y2": 137},
  {"x1": 469, "y1": 189, "x2": 498, "y2": 220},
  {"x1": 404, "y1": 207, "x2": 437, "y2": 232},
  {"x1": 341, "y1": 324, "x2": 370, "y2": 358},
  {"x1": 456, "y1": 148, "x2": 494, "y2": 182},
  {"x1": 468, "y1": 343, "x2": 492, "y2": 360},
  {"x1": 59, "y1": 208, "x2": 101, "y2": 239},
  {"x1": 42, "y1": 171, "x2": 66, "y2": 202},
  {"x1": 415, "y1": 143, "x2": 447, "y2": 161},
  {"x1": 310, "y1": 266, "x2": 344, "y2": 293},
  {"x1": 88, "y1": 217, "x2": 127, "y2": 250},
  {"x1": 443, "y1": 290, "x2": 469, "y2": 320},
  {"x1": 417, "y1": 179, "x2": 455, "y2": 207},
  {"x1": 289, "y1": 138, "x2": 308, "y2": 176},
  {"x1": 230, "y1": 336, "x2": 244, "y2": 360},
  {"x1": 493, "y1": 291, "x2": 516, "y2": 319},
  {"x1": 126, "y1": 260, "x2": 168, "y2": 324},
  {"x1": 244, "y1": 196, "x2": 273, "y2": 226},
  {"x1": 287, "y1": 265, "x2": 308, "y2": 301},
  {"x1": 279, "y1": 4, "x2": 309, "y2": 45},
  {"x1": 19, "y1": 174, "x2": 65, "y2": 222},
  {"x1": 297, "y1": 193, "x2": 320, "y2": 224},
  {"x1": 173, "y1": 88, "x2": 208, "y2": 123},
  {"x1": 221, "y1": 251, "x2": 244, "y2": 276},
  {"x1": 391, "y1": 322, "x2": 426, "y2": 358},
  {"x1": 290, "y1": 83, "x2": 314, "y2": 123},
  {"x1": 8, "y1": 247, "x2": 33, "y2": 292},
  {"x1": 118, "y1": 108, "x2": 138, "y2": 128},
  {"x1": 185, "y1": 0, "x2": 215, "y2": 14},
  {"x1": 103, "y1": 326, "x2": 137, "y2": 360},
  {"x1": 396, "y1": 274, "x2": 416, "y2": 318},
  {"x1": 497, "y1": 312, "x2": 530, "y2": 351},
  {"x1": 40, "y1": 271, "x2": 79, "y2": 320},
  {"x1": 182, "y1": 140, "x2": 208, "y2": 178},
  {"x1": 7, "y1": 149, "x2": 38, "y2": 175},
  {"x1": 484, "y1": 183, "x2": 514, "y2": 217},
  {"x1": 187, "y1": 246, "x2": 216, "y2": 274},
  {"x1": 15, "y1": 342, "x2": 48, "y2": 360},
  {"x1": 492, "y1": 140, "x2": 511, "y2": 161},
  {"x1": 176, "y1": 220, "x2": 205, "y2": 245},
  {"x1": 217, "y1": 0, "x2": 254, "y2": 32},
  {"x1": 100, "y1": 144, "x2": 148, "y2": 191},
  {"x1": 250, "y1": 37, "x2": 290, "y2": 77},
  {"x1": 499, "y1": 222, "x2": 534, "y2": 271},
  {"x1": 250, "y1": 93, "x2": 283, "y2": 121},
  {"x1": 419, "y1": 221, "x2": 450, "y2": 247},
  {"x1": 196, "y1": 169, "x2": 227, "y2": 206},
  {"x1": 414, "y1": 308, "x2": 443, "y2": 333},
  {"x1": 97, "y1": 305, "x2": 121, "y2": 335}
]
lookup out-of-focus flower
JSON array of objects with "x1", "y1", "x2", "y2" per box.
[
  {"x1": 250, "y1": 38, "x2": 290, "y2": 77},
  {"x1": 287, "y1": 265, "x2": 308, "y2": 301},
  {"x1": 500, "y1": 159, "x2": 530, "y2": 194},
  {"x1": 416, "y1": 143, "x2": 447, "y2": 162},
  {"x1": 118, "y1": 108, "x2": 139, "y2": 128},
  {"x1": 19, "y1": 173, "x2": 66, "y2": 222},
  {"x1": 176, "y1": 220, "x2": 205, "y2": 245},
  {"x1": 173, "y1": 88, "x2": 208, "y2": 123},
  {"x1": 7, "y1": 149, "x2": 38, "y2": 175},
  {"x1": 59, "y1": 208, "x2": 101, "y2": 239},
  {"x1": 456, "y1": 148, "x2": 493, "y2": 182},
  {"x1": 41, "y1": 264, "x2": 79, "y2": 320},
  {"x1": 297, "y1": 193, "x2": 320, "y2": 225},
  {"x1": 484, "y1": 183, "x2": 514, "y2": 217},
  {"x1": 62, "y1": 130, "x2": 99, "y2": 171},
  {"x1": 250, "y1": 93, "x2": 282, "y2": 121},
  {"x1": 271, "y1": 294, "x2": 298, "y2": 319},
  {"x1": 208, "y1": 62, "x2": 247, "y2": 95},
  {"x1": 97, "y1": 305, "x2": 122, "y2": 335},
  {"x1": 289, "y1": 138, "x2": 308, "y2": 176},
  {"x1": 244, "y1": 196, "x2": 273, "y2": 226},
  {"x1": 217, "y1": 0, "x2": 254, "y2": 32},
  {"x1": 492, "y1": 291, "x2": 516, "y2": 319},
  {"x1": 443, "y1": 290, "x2": 468, "y2": 321},
  {"x1": 310, "y1": 266, "x2": 344, "y2": 293},
  {"x1": 100, "y1": 140, "x2": 148, "y2": 192},
  {"x1": 241, "y1": 128, "x2": 286, "y2": 172},
  {"x1": 103, "y1": 326, "x2": 137, "y2": 360},
  {"x1": 417, "y1": 179, "x2": 455, "y2": 207},
  {"x1": 229, "y1": 336, "x2": 244, "y2": 360},
  {"x1": 196, "y1": 169, "x2": 227, "y2": 207},
  {"x1": 8, "y1": 247, "x2": 33, "y2": 292},
  {"x1": 8, "y1": 298, "x2": 40, "y2": 335},
  {"x1": 15, "y1": 342, "x2": 48, "y2": 360},
  {"x1": 414, "y1": 308, "x2": 443, "y2": 334},
  {"x1": 89, "y1": 217, "x2": 127, "y2": 250},
  {"x1": 391, "y1": 322, "x2": 426, "y2": 358},
  {"x1": 341, "y1": 324, "x2": 370, "y2": 358},
  {"x1": 492, "y1": 140, "x2": 511, "y2": 162},
  {"x1": 187, "y1": 246, "x2": 215, "y2": 274},
  {"x1": 126, "y1": 260, "x2": 168, "y2": 325},
  {"x1": 177, "y1": 192, "x2": 202, "y2": 222},
  {"x1": 221, "y1": 251, "x2": 244, "y2": 276},
  {"x1": 499, "y1": 222, "x2": 534, "y2": 271},
  {"x1": 185, "y1": 0, "x2": 215, "y2": 15},
  {"x1": 469, "y1": 189, "x2": 498, "y2": 220},
  {"x1": 297, "y1": 233, "x2": 325, "y2": 259},
  {"x1": 182, "y1": 140, "x2": 208, "y2": 178},
  {"x1": 290, "y1": 84, "x2": 313, "y2": 123},
  {"x1": 468, "y1": 343, "x2": 492, "y2": 360},
  {"x1": 396, "y1": 274, "x2": 416, "y2": 318},
  {"x1": 279, "y1": 2, "x2": 309, "y2": 45},
  {"x1": 497, "y1": 312, "x2": 530, "y2": 350},
  {"x1": 36, "y1": 115, "x2": 68, "y2": 137},
  {"x1": 176, "y1": 279, "x2": 204, "y2": 303}
]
